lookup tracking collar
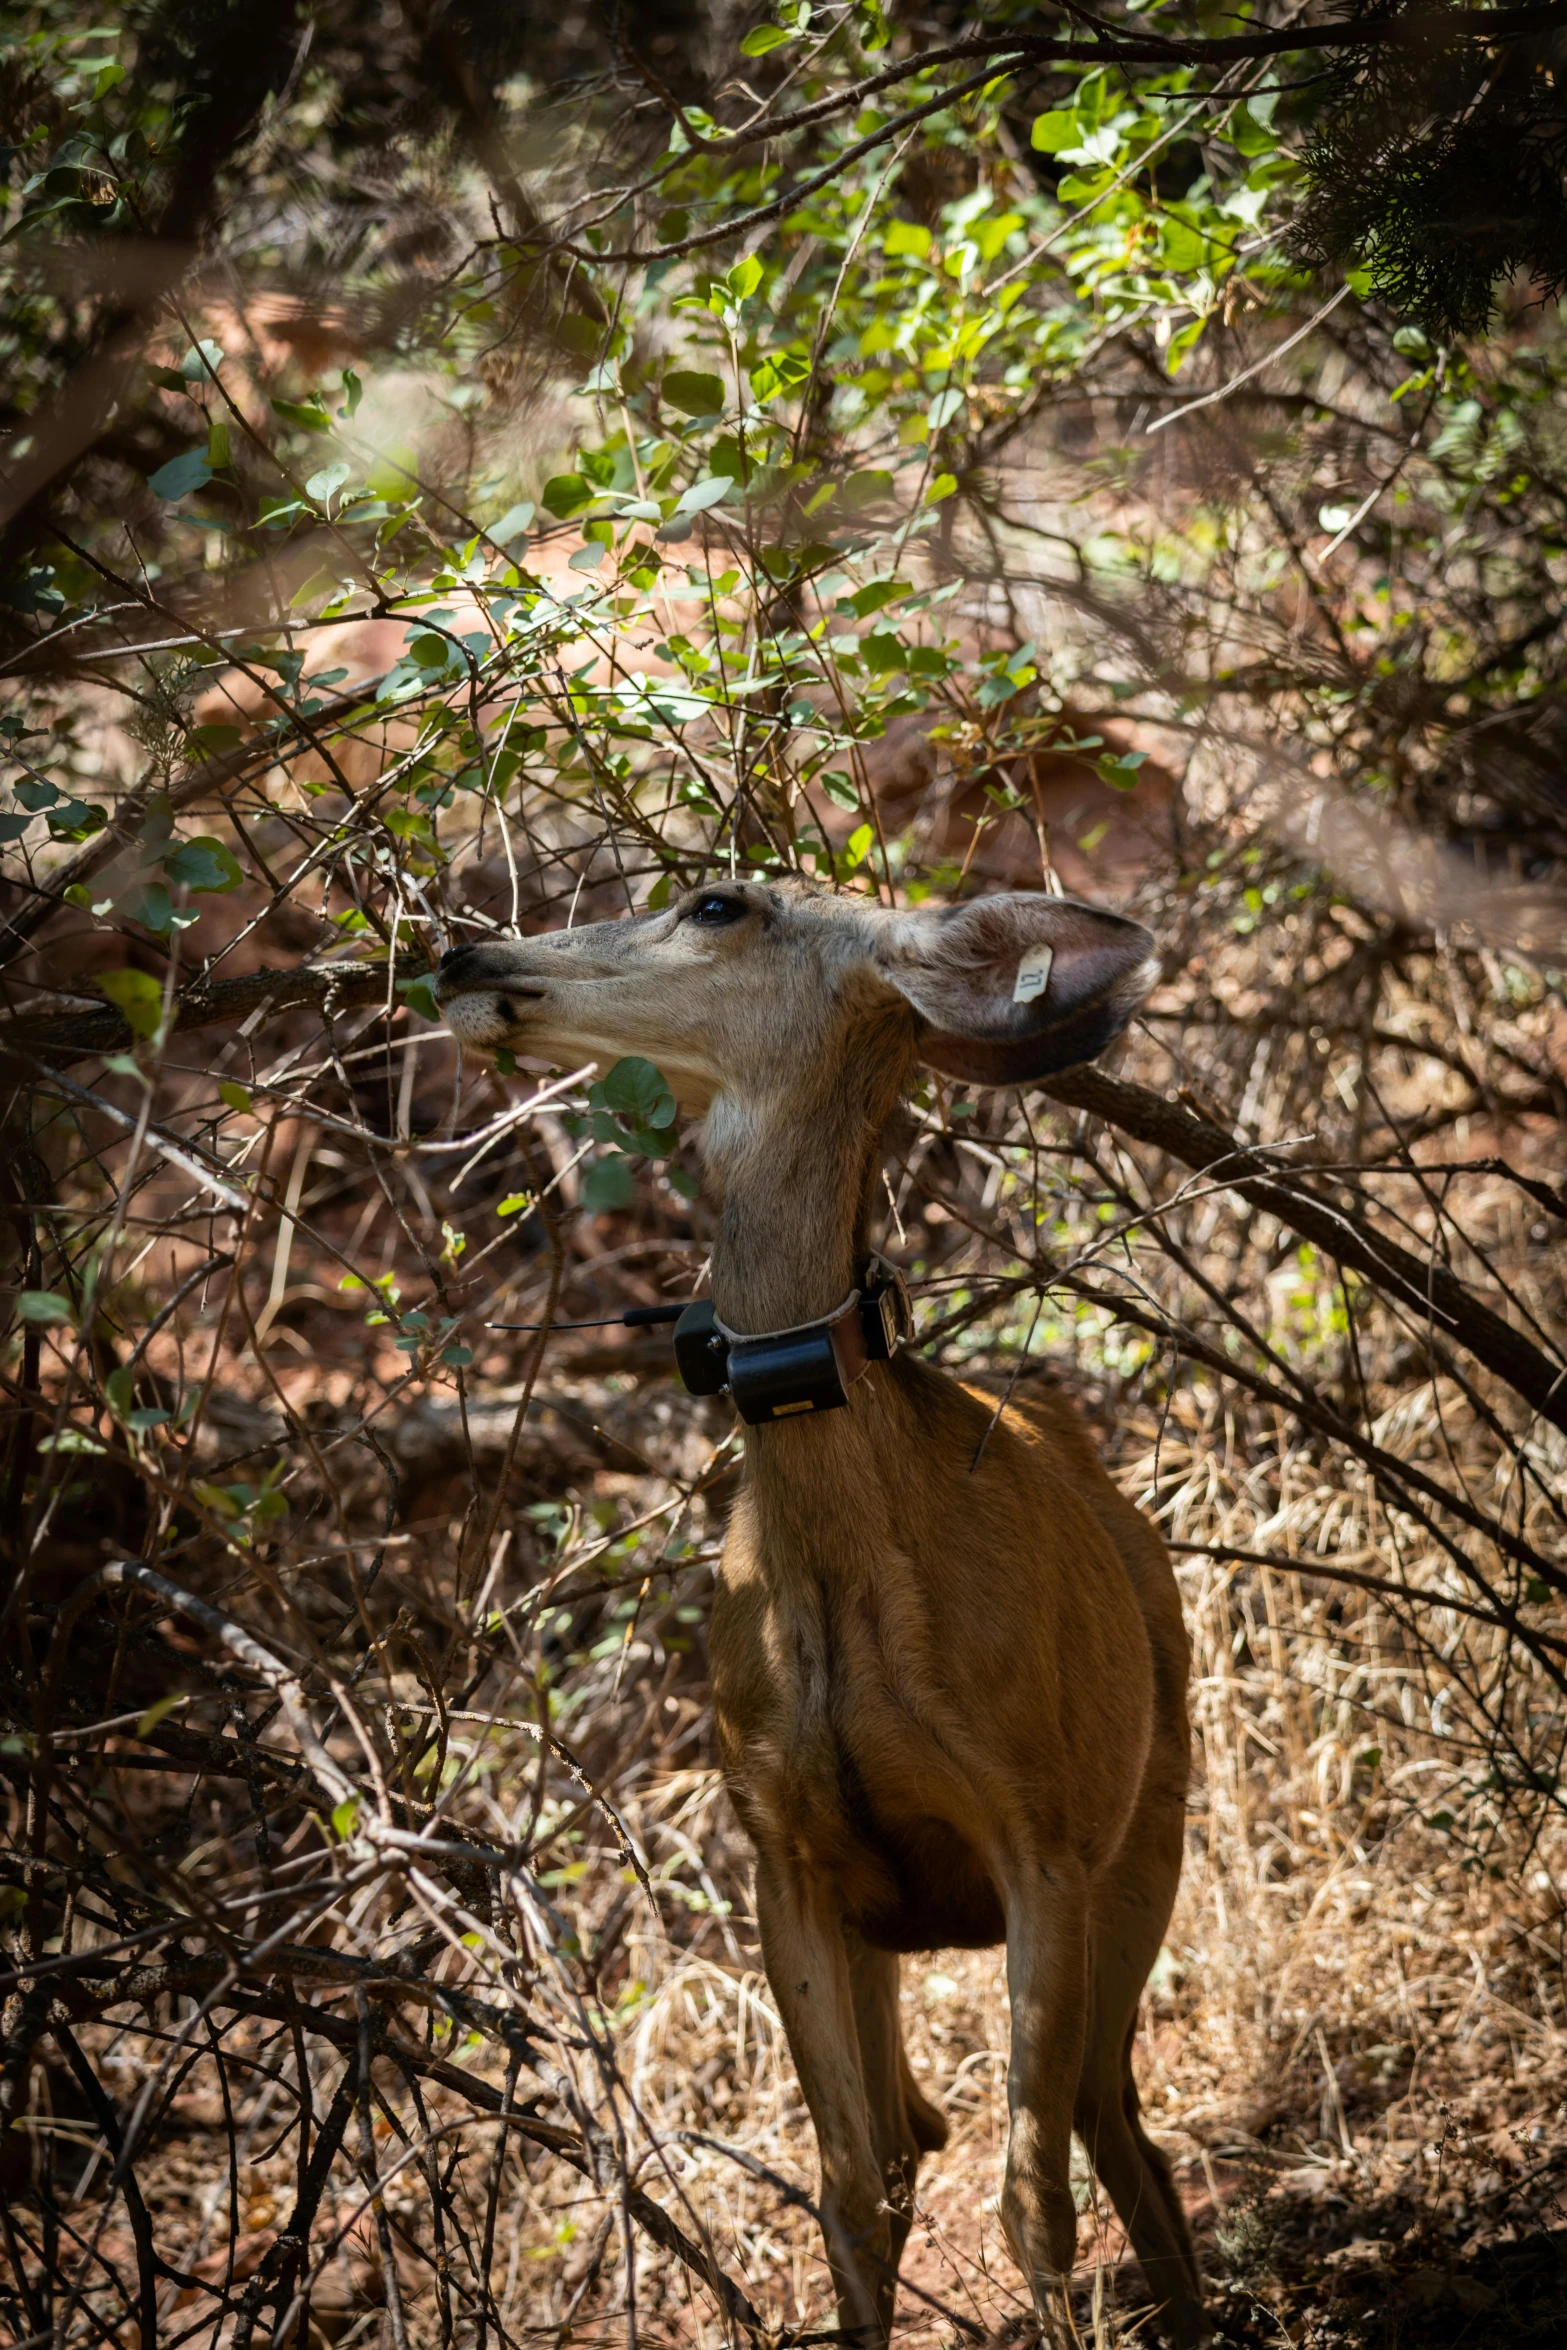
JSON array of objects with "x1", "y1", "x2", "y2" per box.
[{"x1": 673, "y1": 1257, "x2": 913, "y2": 1425}]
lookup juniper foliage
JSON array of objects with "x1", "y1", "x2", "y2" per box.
[{"x1": 1293, "y1": 2, "x2": 1567, "y2": 338}]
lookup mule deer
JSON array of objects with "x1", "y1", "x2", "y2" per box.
[{"x1": 436, "y1": 882, "x2": 1203, "y2": 2344}]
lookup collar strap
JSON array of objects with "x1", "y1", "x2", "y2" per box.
[{"x1": 672, "y1": 1260, "x2": 913, "y2": 1425}]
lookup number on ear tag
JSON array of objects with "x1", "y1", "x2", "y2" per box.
[{"x1": 1012, "y1": 945, "x2": 1053, "y2": 1004}]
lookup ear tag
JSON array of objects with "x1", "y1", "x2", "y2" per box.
[{"x1": 1012, "y1": 945, "x2": 1053, "y2": 1004}]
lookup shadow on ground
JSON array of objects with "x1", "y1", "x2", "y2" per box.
[
  {"x1": 1061, "y1": 2185, "x2": 1565, "y2": 2345},
  {"x1": 1200, "y1": 2200, "x2": 1563, "y2": 2347}
]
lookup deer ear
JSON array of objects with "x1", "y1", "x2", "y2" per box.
[{"x1": 877, "y1": 893, "x2": 1158, "y2": 1087}]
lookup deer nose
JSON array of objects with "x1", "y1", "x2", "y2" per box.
[{"x1": 438, "y1": 941, "x2": 478, "y2": 977}]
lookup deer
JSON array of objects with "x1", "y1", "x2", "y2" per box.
[{"x1": 434, "y1": 879, "x2": 1205, "y2": 2346}]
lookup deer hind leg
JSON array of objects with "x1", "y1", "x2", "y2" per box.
[
  {"x1": 753, "y1": 1856, "x2": 890, "y2": 2344},
  {"x1": 845, "y1": 1935, "x2": 949, "y2": 2311},
  {"x1": 1076, "y1": 1788, "x2": 1208, "y2": 2346}
]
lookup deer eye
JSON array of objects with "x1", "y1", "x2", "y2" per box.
[{"x1": 687, "y1": 892, "x2": 747, "y2": 928}]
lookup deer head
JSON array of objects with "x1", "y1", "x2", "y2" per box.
[
  {"x1": 437, "y1": 881, "x2": 1154, "y2": 1101},
  {"x1": 435, "y1": 881, "x2": 1157, "y2": 1323}
]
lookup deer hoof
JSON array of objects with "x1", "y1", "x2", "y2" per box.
[
  {"x1": 823, "y1": 2196, "x2": 895, "y2": 2344},
  {"x1": 1000, "y1": 2162, "x2": 1078, "y2": 2287}
]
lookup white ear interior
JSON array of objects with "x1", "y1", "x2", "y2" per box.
[{"x1": 1012, "y1": 945, "x2": 1053, "y2": 1004}]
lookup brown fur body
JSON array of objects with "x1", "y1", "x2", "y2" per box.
[
  {"x1": 716, "y1": 1366, "x2": 1175, "y2": 1956},
  {"x1": 435, "y1": 880, "x2": 1205, "y2": 2343}
]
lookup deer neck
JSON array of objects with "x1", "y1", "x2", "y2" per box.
[
  {"x1": 700, "y1": 1035, "x2": 920, "y2": 1550},
  {"x1": 701, "y1": 1031, "x2": 903, "y2": 1337}
]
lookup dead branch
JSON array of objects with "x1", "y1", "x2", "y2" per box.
[
  {"x1": 0, "y1": 955, "x2": 422, "y2": 1067},
  {"x1": 1043, "y1": 1064, "x2": 1567, "y2": 1437}
]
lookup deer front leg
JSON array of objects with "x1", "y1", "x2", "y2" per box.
[
  {"x1": 999, "y1": 1852, "x2": 1090, "y2": 2335},
  {"x1": 753, "y1": 1853, "x2": 892, "y2": 2344}
]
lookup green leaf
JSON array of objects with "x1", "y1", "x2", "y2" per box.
[
  {"x1": 674, "y1": 474, "x2": 735, "y2": 516},
  {"x1": 662, "y1": 369, "x2": 727, "y2": 417},
  {"x1": 840, "y1": 469, "x2": 892, "y2": 512},
  {"x1": 18, "y1": 1290, "x2": 72, "y2": 1323},
  {"x1": 399, "y1": 978, "x2": 441, "y2": 1021},
  {"x1": 105, "y1": 1365, "x2": 134, "y2": 1420},
  {"x1": 188, "y1": 722, "x2": 242, "y2": 756},
  {"x1": 883, "y1": 219, "x2": 931, "y2": 259},
  {"x1": 331, "y1": 1797, "x2": 360, "y2": 1840},
  {"x1": 306, "y1": 460, "x2": 351, "y2": 503},
  {"x1": 99, "y1": 967, "x2": 164, "y2": 1037},
  {"x1": 927, "y1": 473, "x2": 958, "y2": 503},
  {"x1": 740, "y1": 23, "x2": 793, "y2": 55},
  {"x1": 164, "y1": 835, "x2": 243, "y2": 892},
  {"x1": 580, "y1": 1155, "x2": 636, "y2": 1212},
  {"x1": 846, "y1": 578, "x2": 911, "y2": 618},
  {"x1": 137, "y1": 1694, "x2": 185, "y2": 1737},
  {"x1": 750, "y1": 349, "x2": 811, "y2": 402},
  {"x1": 1031, "y1": 110, "x2": 1078, "y2": 153},
  {"x1": 1159, "y1": 219, "x2": 1207, "y2": 274},
  {"x1": 485, "y1": 501, "x2": 535, "y2": 543},
  {"x1": 974, "y1": 210, "x2": 1023, "y2": 262},
  {"x1": 497, "y1": 1193, "x2": 532, "y2": 1217},
  {"x1": 219, "y1": 1081, "x2": 252, "y2": 1113},
  {"x1": 148, "y1": 450, "x2": 213, "y2": 500},
  {"x1": 289, "y1": 564, "x2": 341, "y2": 609},
  {"x1": 47, "y1": 796, "x2": 105, "y2": 841},
  {"x1": 1165, "y1": 317, "x2": 1207, "y2": 376},
  {"x1": 599, "y1": 1055, "x2": 677, "y2": 1127},
  {"x1": 907, "y1": 644, "x2": 952, "y2": 677},
  {"x1": 542, "y1": 473, "x2": 593, "y2": 518},
  {"x1": 556, "y1": 310, "x2": 602, "y2": 358},
  {"x1": 270, "y1": 396, "x2": 333, "y2": 434},
  {"x1": 727, "y1": 255, "x2": 763, "y2": 300},
  {"x1": 180, "y1": 339, "x2": 224, "y2": 381},
  {"x1": 124, "y1": 880, "x2": 182, "y2": 936},
  {"x1": 207, "y1": 415, "x2": 231, "y2": 468}
]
